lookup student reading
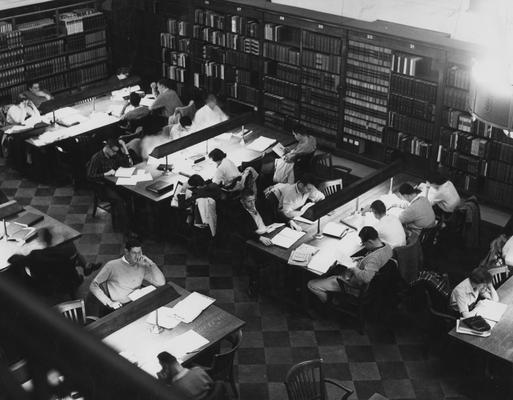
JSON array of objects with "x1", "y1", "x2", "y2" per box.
[
  {"x1": 22, "y1": 81, "x2": 54, "y2": 109},
  {"x1": 149, "y1": 78, "x2": 183, "y2": 118}
]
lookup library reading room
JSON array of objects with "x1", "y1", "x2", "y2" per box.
[{"x1": 1, "y1": 0, "x2": 513, "y2": 399}]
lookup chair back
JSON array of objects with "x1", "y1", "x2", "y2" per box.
[
  {"x1": 393, "y1": 233, "x2": 423, "y2": 284},
  {"x1": 203, "y1": 381, "x2": 229, "y2": 400},
  {"x1": 171, "y1": 100, "x2": 196, "y2": 124},
  {"x1": 318, "y1": 179, "x2": 342, "y2": 197},
  {"x1": 209, "y1": 330, "x2": 242, "y2": 383},
  {"x1": 311, "y1": 152, "x2": 333, "y2": 179},
  {"x1": 489, "y1": 266, "x2": 510, "y2": 287},
  {"x1": 285, "y1": 359, "x2": 326, "y2": 400},
  {"x1": 54, "y1": 299, "x2": 87, "y2": 325}
]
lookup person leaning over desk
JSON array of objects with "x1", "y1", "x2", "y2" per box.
[
  {"x1": 369, "y1": 200, "x2": 406, "y2": 249},
  {"x1": 418, "y1": 172, "x2": 461, "y2": 216},
  {"x1": 450, "y1": 267, "x2": 499, "y2": 318},
  {"x1": 395, "y1": 183, "x2": 436, "y2": 236},
  {"x1": 208, "y1": 148, "x2": 241, "y2": 190},
  {"x1": 307, "y1": 226, "x2": 393, "y2": 303},
  {"x1": 192, "y1": 93, "x2": 228, "y2": 132},
  {"x1": 89, "y1": 236, "x2": 165, "y2": 311},
  {"x1": 6, "y1": 94, "x2": 41, "y2": 126},
  {"x1": 120, "y1": 92, "x2": 150, "y2": 123},
  {"x1": 22, "y1": 80, "x2": 53, "y2": 109},
  {"x1": 179, "y1": 174, "x2": 224, "y2": 208},
  {"x1": 149, "y1": 78, "x2": 183, "y2": 118}
]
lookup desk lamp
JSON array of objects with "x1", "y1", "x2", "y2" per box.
[
  {"x1": 314, "y1": 216, "x2": 323, "y2": 240},
  {"x1": 150, "y1": 309, "x2": 163, "y2": 334},
  {"x1": 161, "y1": 155, "x2": 172, "y2": 175},
  {"x1": 389, "y1": 177, "x2": 394, "y2": 194}
]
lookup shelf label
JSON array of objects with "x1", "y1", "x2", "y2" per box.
[
  {"x1": 366, "y1": 34, "x2": 374, "y2": 40},
  {"x1": 204, "y1": 0, "x2": 210, "y2": 4},
  {"x1": 237, "y1": 7, "x2": 242, "y2": 12},
  {"x1": 318, "y1": 24, "x2": 324, "y2": 29},
  {"x1": 409, "y1": 43, "x2": 415, "y2": 49},
  {"x1": 279, "y1": 16, "x2": 285, "y2": 21}
]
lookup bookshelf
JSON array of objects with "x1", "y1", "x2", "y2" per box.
[{"x1": 0, "y1": 2, "x2": 109, "y2": 104}]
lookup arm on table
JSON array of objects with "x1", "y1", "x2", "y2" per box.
[
  {"x1": 142, "y1": 256, "x2": 166, "y2": 286},
  {"x1": 89, "y1": 264, "x2": 121, "y2": 309}
]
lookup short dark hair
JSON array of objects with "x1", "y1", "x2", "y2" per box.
[
  {"x1": 157, "y1": 351, "x2": 177, "y2": 365},
  {"x1": 157, "y1": 78, "x2": 174, "y2": 90},
  {"x1": 370, "y1": 200, "x2": 386, "y2": 216},
  {"x1": 428, "y1": 173, "x2": 448, "y2": 186},
  {"x1": 27, "y1": 81, "x2": 38, "y2": 89},
  {"x1": 129, "y1": 92, "x2": 141, "y2": 107},
  {"x1": 188, "y1": 174, "x2": 205, "y2": 187},
  {"x1": 292, "y1": 123, "x2": 305, "y2": 136},
  {"x1": 14, "y1": 94, "x2": 27, "y2": 104},
  {"x1": 205, "y1": 93, "x2": 217, "y2": 103},
  {"x1": 469, "y1": 267, "x2": 492, "y2": 285},
  {"x1": 398, "y1": 183, "x2": 420, "y2": 196},
  {"x1": 297, "y1": 173, "x2": 316, "y2": 187},
  {"x1": 240, "y1": 188, "x2": 255, "y2": 199},
  {"x1": 125, "y1": 236, "x2": 142, "y2": 251},
  {"x1": 104, "y1": 138, "x2": 120, "y2": 149},
  {"x1": 116, "y1": 67, "x2": 130, "y2": 76},
  {"x1": 180, "y1": 116, "x2": 192, "y2": 127},
  {"x1": 208, "y1": 148, "x2": 226, "y2": 162},
  {"x1": 359, "y1": 226, "x2": 379, "y2": 243}
]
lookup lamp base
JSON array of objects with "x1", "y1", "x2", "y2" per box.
[
  {"x1": 150, "y1": 324, "x2": 163, "y2": 334},
  {"x1": 314, "y1": 233, "x2": 324, "y2": 240}
]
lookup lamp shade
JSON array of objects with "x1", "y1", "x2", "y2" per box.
[{"x1": 468, "y1": 78, "x2": 513, "y2": 130}]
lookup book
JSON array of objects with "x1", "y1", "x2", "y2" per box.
[
  {"x1": 14, "y1": 212, "x2": 43, "y2": 227},
  {"x1": 322, "y1": 222, "x2": 350, "y2": 238},
  {"x1": 115, "y1": 167, "x2": 136, "y2": 178},
  {"x1": 270, "y1": 227, "x2": 305, "y2": 249},
  {"x1": 246, "y1": 136, "x2": 276, "y2": 152},
  {"x1": 471, "y1": 299, "x2": 507, "y2": 323},
  {"x1": 288, "y1": 244, "x2": 319, "y2": 266},
  {"x1": 455, "y1": 319, "x2": 492, "y2": 337}
]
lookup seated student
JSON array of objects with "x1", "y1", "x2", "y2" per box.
[
  {"x1": 264, "y1": 173, "x2": 325, "y2": 220},
  {"x1": 450, "y1": 267, "x2": 499, "y2": 318},
  {"x1": 169, "y1": 115, "x2": 193, "y2": 140},
  {"x1": 396, "y1": 183, "x2": 436, "y2": 236},
  {"x1": 307, "y1": 226, "x2": 393, "y2": 303},
  {"x1": 149, "y1": 78, "x2": 183, "y2": 118},
  {"x1": 6, "y1": 94, "x2": 41, "y2": 126},
  {"x1": 208, "y1": 148, "x2": 241, "y2": 189},
  {"x1": 120, "y1": 92, "x2": 150, "y2": 123},
  {"x1": 233, "y1": 189, "x2": 275, "y2": 246},
  {"x1": 180, "y1": 174, "x2": 223, "y2": 208},
  {"x1": 479, "y1": 223, "x2": 513, "y2": 269},
  {"x1": 22, "y1": 81, "x2": 53, "y2": 109},
  {"x1": 89, "y1": 237, "x2": 165, "y2": 311},
  {"x1": 283, "y1": 124, "x2": 317, "y2": 163},
  {"x1": 420, "y1": 173, "x2": 461, "y2": 215},
  {"x1": 370, "y1": 200, "x2": 406, "y2": 248},
  {"x1": 157, "y1": 351, "x2": 213, "y2": 400},
  {"x1": 192, "y1": 94, "x2": 228, "y2": 132},
  {"x1": 86, "y1": 138, "x2": 133, "y2": 232}
]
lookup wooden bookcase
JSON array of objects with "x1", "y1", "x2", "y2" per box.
[{"x1": 0, "y1": 0, "x2": 110, "y2": 104}]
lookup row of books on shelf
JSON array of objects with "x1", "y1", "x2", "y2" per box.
[
  {"x1": 346, "y1": 87, "x2": 387, "y2": 108},
  {"x1": 443, "y1": 86, "x2": 468, "y2": 111},
  {"x1": 166, "y1": 19, "x2": 188, "y2": 36},
  {"x1": 234, "y1": 69, "x2": 258, "y2": 86},
  {"x1": 390, "y1": 74, "x2": 437, "y2": 103},
  {"x1": 0, "y1": 31, "x2": 22, "y2": 50},
  {"x1": 484, "y1": 180, "x2": 513, "y2": 207},
  {"x1": 301, "y1": 86, "x2": 339, "y2": 111},
  {"x1": 389, "y1": 93, "x2": 435, "y2": 122},
  {"x1": 301, "y1": 103, "x2": 338, "y2": 131},
  {"x1": 0, "y1": 21, "x2": 12, "y2": 33},
  {"x1": 345, "y1": 96, "x2": 388, "y2": 119},
  {"x1": 194, "y1": 9, "x2": 225, "y2": 31},
  {"x1": 162, "y1": 49, "x2": 188, "y2": 68},
  {"x1": 448, "y1": 170, "x2": 479, "y2": 193},
  {"x1": 388, "y1": 111, "x2": 435, "y2": 140},
  {"x1": 226, "y1": 83, "x2": 258, "y2": 104},
  {"x1": 301, "y1": 119, "x2": 337, "y2": 138},
  {"x1": 384, "y1": 130, "x2": 432, "y2": 159},
  {"x1": 17, "y1": 18, "x2": 53, "y2": 32},
  {"x1": 302, "y1": 50, "x2": 341, "y2": 74},
  {"x1": 344, "y1": 107, "x2": 387, "y2": 129},
  {"x1": 488, "y1": 160, "x2": 513, "y2": 184},
  {"x1": 194, "y1": 10, "x2": 260, "y2": 38},
  {"x1": 264, "y1": 76, "x2": 300, "y2": 100},
  {"x1": 192, "y1": 60, "x2": 227, "y2": 80},
  {"x1": 391, "y1": 53, "x2": 428, "y2": 77},
  {"x1": 39, "y1": 74, "x2": 67, "y2": 93},
  {"x1": 161, "y1": 33, "x2": 190, "y2": 52},
  {"x1": 264, "y1": 24, "x2": 300, "y2": 45},
  {"x1": 347, "y1": 42, "x2": 392, "y2": 68},
  {"x1": 344, "y1": 114, "x2": 383, "y2": 138},
  {"x1": 264, "y1": 110, "x2": 287, "y2": 129},
  {"x1": 68, "y1": 47, "x2": 107, "y2": 68},
  {"x1": 264, "y1": 61, "x2": 300, "y2": 84},
  {"x1": 343, "y1": 125, "x2": 382, "y2": 143},
  {"x1": 60, "y1": 11, "x2": 105, "y2": 35},
  {"x1": 263, "y1": 42, "x2": 300, "y2": 65},
  {"x1": 191, "y1": 41, "x2": 223, "y2": 63},
  {"x1": 67, "y1": 62, "x2": 107, "y2": 87},
  {"x1": 303, "y1": 68, "x2": 340, "y2": 92},
  {"x1": 346, "y1": 59, "x2": 390, "y2": 86},
  {"x1": 0, "y1": 83, "x2": 25, "y2": 103},
  {"x1": 225, "y1": 50, "x2": 259, "y2": 71},
  {"x1": 192, "y1": 26, "x2": 260, "y2": 55},
  {"x1": 489, "y1": 141, "x2": 513, "y2": 164},
  {"x1": 68, "y1": 30, "x2": 106, "y2": 51},
  {"x1": 302, "y1": 31, "x2": 341, "y2": 55},
  {"x1": 446, "y1": 65, "x2": 470, "y2": 91},
  {"x1": 437, "y1": 147, "x2": 487, "y2": 176},
  {"x1": 162, "y1": 64, "x2": 187, "y2": 83},
  {"x1": 25, "y1": 56, "x2": 67, "y2": 81},
  {"x1": 1, "y1": 39, "x2": 65, "y2": 69},
  {"x1": 439, "y1": 128, "x2": 488, "y2": 158},
  {"x1": 263, "y1": 93, "x2": 299, "y2": 117},
  {"x1": 442, "y1": 109, "x2": 472, "y2": 132}
]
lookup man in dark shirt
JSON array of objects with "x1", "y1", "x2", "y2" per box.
[
  {"x1": 180, "y1": 174, "x2": 223, "y2": 208},
  {"x1": 87, "y1": 138, "x2": 133, "y2": 232},
  {"x1": 22, "y1": 81, "x2": 54, "y2": 109}
]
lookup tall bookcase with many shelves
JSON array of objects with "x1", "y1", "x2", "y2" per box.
[{"x1": 0, "y1": 2, "x2": 109, "y2": 103}]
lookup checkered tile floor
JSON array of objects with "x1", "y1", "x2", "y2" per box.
[{"x1": 0, "y1": 160, "x2": 509, "y2": 400}]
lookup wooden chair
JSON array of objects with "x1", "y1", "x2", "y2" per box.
[
  {"x1": 310, "y1": 152, "x2": 352, "y2": 180},
  {"x1": 54, "y1": 299, "x2": 98, "y2": 325},
  {"x1": 284, "y1": 359, "x2": 353, "y2": 400},
  {"x1": 318, "y1": 179, "x2": 343, "y2": 197},
  {"x1": 393, "y1": 232, "x2": 423, "y2": 284},
  {"x1": 489, "y1": 266, "x2": 510, "y2": 288},
  {"x1": 203, "y1": 330, "x2": 242, "y2": 398}
]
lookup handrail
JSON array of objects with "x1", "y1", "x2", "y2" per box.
[{"x1": 0, "y1": 276, "x2": 185, "y2": 400}]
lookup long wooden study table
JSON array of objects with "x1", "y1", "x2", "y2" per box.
[
  {"x1": 0, "y1": 205, "x2": 81, "y2": 271},
  {"x1": 87, "y1": 282, "x2": 245, "y2": 376}
]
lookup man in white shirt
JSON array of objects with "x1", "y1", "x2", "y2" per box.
[
  {"x1": 420, "y1": 174, "x2": 461, "y2": 214},
  {"x1": 208, "y1": 148, "x2": 241, "y2": 188},
  {"x1": 503, "y1": 235, "x2": 513, "y2": 266},
  {"x1": 169, "y1": 115, "x2": 193, "y2": 140},
  {"x1": 370, "y1": 200, "x2": 406, "y2": 248},
  {"x1": 6, "y1": 94, "x2": 41, "y2": 126},
  {"x1": 265, "y1": 173, "x2": 325, "y2": 220},
  {"x1": 450, "y1": 267, "x2": 498, "y2": 317},
  {"x1": 192, "y1": 94, "x2": 228, "y2": 131}
]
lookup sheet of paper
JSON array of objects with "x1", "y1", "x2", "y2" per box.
[
  {"x1": 299, "y1": 202, "x2": 315, "y2": 215},
  {"x1": 170, "y1": 292, "x2": 215, "y2": 323},
  {"x1": 116, "y1": 177, "x2": 138, "y2": 186},
  {"x1": 133, "y1": 172, "x2": 153, "y2": 183},
  {"x1": 246, "y1": 136, "x2": 276, "y2": 152},
  {"x1": 140, "y1": 95, "x2": 155, "y2": 108},
  {"x1": 273, "y1": 143, "x2": 285, "y2": 158},
  {"x1": 380, "y1": 193, "x2": 405, "y2": 209},
  {"x1": 128, "y1": 285, "x2": 156, "y2": 301},
  {"x1": 145, "y1": 306, "x2": 181, "y2": 329},
  {"x1": 323, "y1": 222, "x2": 348, "y2": 238},
  {"x1": 307, "y1": 241, "x2": 357, "y2": 274},
  {"x1": 271, "y1": 227, "x2": 305, "y2": 249},
  {"x1": 165, "y1": 330, "x2": 210, "y2": 358},
  {"x1": 472, "y1": 300, "x2": 508, "y2": 322},
  {"x1": 115, "y1": 167, "x2": 136, "y2": 178}
]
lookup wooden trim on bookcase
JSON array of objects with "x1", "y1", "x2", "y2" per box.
[
  {"x1": 431, "y1": 50, "x2": 448, "y2": 171},
  {"x1": 338, "y1": 28, "x2": 349, "y2": 149}
]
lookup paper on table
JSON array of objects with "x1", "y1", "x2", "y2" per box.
[
  {"x1": 116, "y1": 177, "x2": 138, "y2": 186},
  {"x1": 246, "y1": 136, "x2": 276, "y2": 152},
  {"x1": 455, "y1": 319, "x2": 494, "y2": 337},
  {"x1": 133, "y1": 172, "x2": 153, "y2": 182},
  {"x1": 380, "y1": 193, "x2": 405, "y2": 209},
  {"x1": 271, "y1": 227, "x2": 305, "y2": 249},
  {"x1": 272, "y1": 143, "x2": 285, "y2": 158},
  {"x1": 140, "y1": 95, "x2": 155, "y2": 107},
  {"x1": 146, "y1": 307, "x2": 181, "y2": 329},
  {"x1": 323, "y1": 222, "x2": 349, "y2": 238},
  {"x1": 171, "y1": 292, "x2": 215, "y2": 323},
  {"x1": 115, "y1": 167, "x2": 136, "y2": 178},
  {"x1": 472, "y1": 299, "x2": 508, "y2": 322},
  {"x1": 307, "y1": 241, "x2": 357, "y2": 274},
  {"x1": 128, "y1": 285, "x2": 156, "y2": 301},
  {"x1": 165, "y1": 330, "x2": 210, "y2": 358},
  {"x1": 299, "y1": 202, "x2": 315, "y2": 216}
]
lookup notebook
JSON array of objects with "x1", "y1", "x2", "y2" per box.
[
  {"x1": 146, "y1": 180, "x2": 174, "y2": 195},
  {"x1": 270, "y1": 227, "x2": 305, "y2": 249}
]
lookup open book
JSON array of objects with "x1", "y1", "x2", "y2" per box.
[{"x1": 271, "y1": 227, "x2": 305, "y2": 249}]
